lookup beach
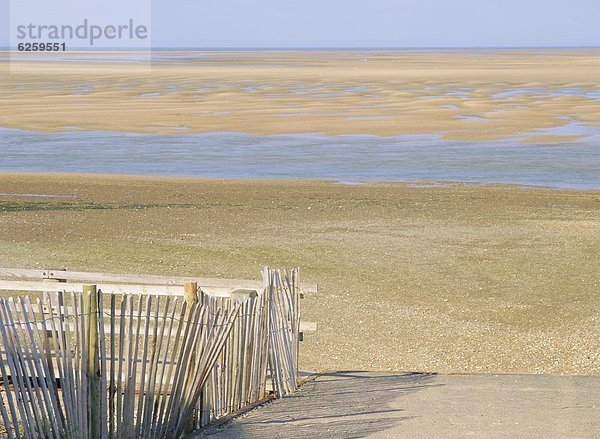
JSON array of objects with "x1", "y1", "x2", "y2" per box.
[
  {"x1": 2, "y1": 0, "x2": 600, "y2": 432},
  {"x1": 1, "y1": 173, "x2": 598, "y2": 375},
  {"x1": 1, "y1": 48, "x2": 599, "y2": 375},
  {"x1": 2, "y1": 49, "x2": 600, "y2": 142}
]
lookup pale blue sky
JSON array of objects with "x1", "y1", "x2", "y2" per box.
[{"x1": 2, "y1": 0, "x2": 600, "y2": 48}]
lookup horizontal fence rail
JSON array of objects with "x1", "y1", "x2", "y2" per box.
[
  {"x1": 0, "y1": 268, "x2": 318, "y2": 295},
  {"x1": 0, "y1": 267, "x2": 313, "y2": 438}
]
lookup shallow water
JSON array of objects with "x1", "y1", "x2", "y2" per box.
[
  {"x1": 0, "y1": 128, "x2": 598, "y2": 189},
  {"x1": 493, "y1": 87, "x2": 600, "y2": 101}
]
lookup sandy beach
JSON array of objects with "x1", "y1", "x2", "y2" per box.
[
  {"x1": 2, "y1": 49, "x2": 600, "y2": 141},
  {"x1": 2, "y1": 1, "x2": 600, "y2": 433},
  {"x1": 1, "y1": 173, "x2": 598, "y2": 375}
]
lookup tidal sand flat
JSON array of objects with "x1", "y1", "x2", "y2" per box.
[
  {"x1": 1, "y1": 49, "x2": 600, "y2": 141},
  {"x1": 1, "y1": 174, "x2": 598, "y2": 375}
]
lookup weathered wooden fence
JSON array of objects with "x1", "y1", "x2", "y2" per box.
[{"x1": 0, "y1": 267, "x2": 316, "y2": 438}]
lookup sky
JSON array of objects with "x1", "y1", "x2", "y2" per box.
[{"x1": 1, "y1": 0, "x2": 599, "y2": 48}]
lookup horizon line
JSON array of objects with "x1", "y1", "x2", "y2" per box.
[
  {"x1": 153, "y1": 45, "x2": 600, "y2": 50},
  {"x1": 1, "y1": 45, "x2": 600, "y2": 51}
]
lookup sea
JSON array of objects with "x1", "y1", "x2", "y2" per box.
[{"x1": 0, "y1": 127, "x2": 599, "y2": 189}]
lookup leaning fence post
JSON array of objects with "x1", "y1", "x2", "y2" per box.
[{"x1": 83, "y1": 284, "x2": 100, "y2": 439}]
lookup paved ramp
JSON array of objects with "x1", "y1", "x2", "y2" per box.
[{"x1": 193, "y1": 372, "x2": 600, "y2": 439}]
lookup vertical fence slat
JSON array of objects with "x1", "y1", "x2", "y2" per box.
[
  {"x1": 108, "y1": 293, "x2": 116, "y2": 438},
  {"x1": 83, "y1": 285, "x2": 100, "y2": 439},
  {"x1": 115, "y1": 294, "x2": 127, "y2": 437},
  {"x1": 135, "y1": 294, "x2": 153, "y2": 436},
  {"x1": 97, "y1": 288, "x2": 107, "y2": 438}
]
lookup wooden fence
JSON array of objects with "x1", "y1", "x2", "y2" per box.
[{"x1": 0, "y1": 267, "x2": 316, "y2": 438}]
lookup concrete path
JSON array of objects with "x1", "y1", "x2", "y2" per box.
[{"x1": 193, "y1": 372, "x2": 600, "y2": 439}]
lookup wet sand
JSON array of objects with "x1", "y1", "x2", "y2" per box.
[
  {"x1": 1, "y1": 173, "x2": 599, "y2": 375},
  {"x1": 2, "y1": 49, "x2": 600, "y2": 141}
]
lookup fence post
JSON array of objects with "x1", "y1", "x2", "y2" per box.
[
  {"x1": 183, "y1": 282, "x2": 198, "y2": 434},
  {"x1": 184, "y1": 282, "x2": 198, "y2": 313},
  {"x1": 83, "y1": 284, "x2": 100, "y2": 439}
]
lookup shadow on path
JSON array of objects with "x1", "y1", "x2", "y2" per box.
[{"x1": 196, "y1": 371, "x2": 440, "y2": 438}]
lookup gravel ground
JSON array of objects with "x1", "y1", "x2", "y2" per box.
[{"x1": 0, "y1": 173, "x2": 599, "y2": 375}]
